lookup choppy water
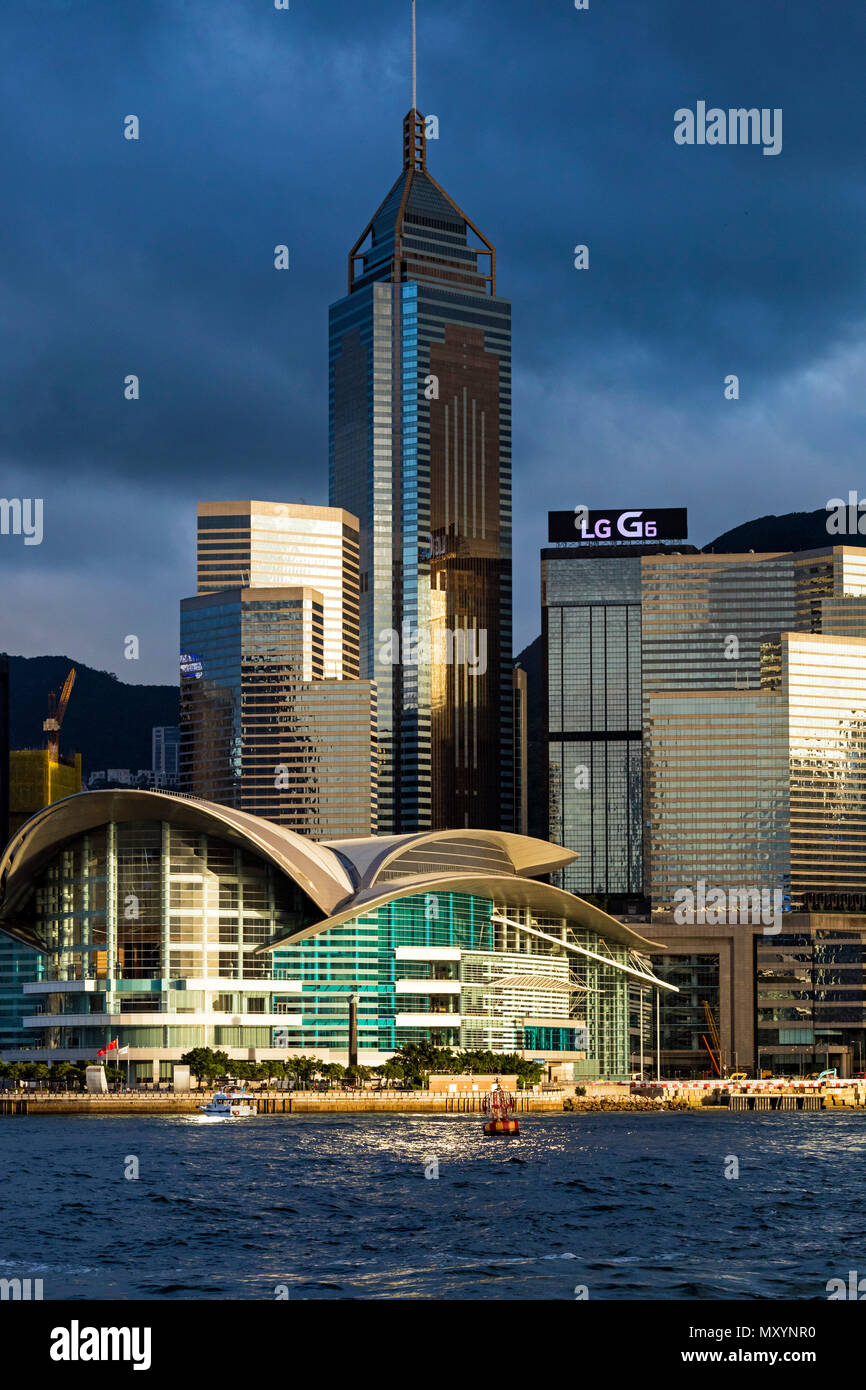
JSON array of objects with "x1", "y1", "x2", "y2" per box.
[{"x1": 1, "y1": 1110, "x2": 864, "y2": 1299}]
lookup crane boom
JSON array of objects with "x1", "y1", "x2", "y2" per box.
[
  {"x1": 702, "y1": 999, "x2": 723, "y2": 1073},
  {"x1": 42, "y1": 667, "x2": 76, "y2": 760},
  {"x1": 56, "y1": 668, "x2": 76, "y2": 726}
]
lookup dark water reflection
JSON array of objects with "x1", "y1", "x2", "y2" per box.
[{"x1": 1, "y1": 1110, "x2": 863, "y2": 1299}]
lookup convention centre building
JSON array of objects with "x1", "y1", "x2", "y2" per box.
[{"x1": 0, "y1": 790, "x2": 674, "y2": 1080}]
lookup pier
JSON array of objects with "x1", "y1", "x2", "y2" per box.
[
  {"x1": 629, "y1": 1078, "x2": 866, "y2": 1111},
  {"x1": 728, "y1": 1092, "x2": 824, "y2": 1111}
]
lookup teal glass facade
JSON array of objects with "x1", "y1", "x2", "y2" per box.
[
  {"x1": 273, "y1": 891, "x2": 632, "y2": 1077},
  {"x1": 0, "y1": 937, "x2": 42, "y2": 1051}
]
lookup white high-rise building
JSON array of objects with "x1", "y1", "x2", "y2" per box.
[{"x1": 196, "y1": 501, "x2": 360, "y2": 681}]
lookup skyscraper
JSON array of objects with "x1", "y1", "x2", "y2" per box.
[
  {"x1": 329, "y1": 16, "x2": 512, "y2": 834},
  {"x1": 196, "y1": 501, "x2": 360, "y2": 680},
  {"x1": 542, "y1": 511, "x2": 695, "y2": 910},
  {"x1": 641, "y1": 545, "x2": 866, "y2": 1077},
  {"x1": 646, "y1": 552, "x2": 866, "y2": 914},
  {"x1": 180, "y1": 586, "x2": 377, "y2": 840},
  {"x1": 544, "y1": 548, "x2": 647, "y2": 908}
]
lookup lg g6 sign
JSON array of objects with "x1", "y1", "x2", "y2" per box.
[{"x1": 547, "y1": 508, "x2": 688, "y2": 544}]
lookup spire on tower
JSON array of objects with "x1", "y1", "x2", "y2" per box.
[
  {"x1": 412, "y1": 0, "x2": 417, "y2": 111},
  {"x1": 404, "y1": 0, "x2": 425, "y2": 170}
]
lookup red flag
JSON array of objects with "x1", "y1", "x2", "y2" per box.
[{"x1": 97, "y1": 1039, "x2": 119, "y2": 1057}]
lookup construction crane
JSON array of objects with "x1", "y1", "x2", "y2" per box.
[
  {"x1": 43, "y1": 667, "x2": 76, "y2": 761},
  {"x1": 701, "y1": 998, "x2": 722, "y2": 1077}
]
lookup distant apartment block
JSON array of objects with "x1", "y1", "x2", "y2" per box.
[{"x1": 152, "y1": 725, "x2": 180, "y2": 783}]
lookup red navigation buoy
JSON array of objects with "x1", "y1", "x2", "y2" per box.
[{"x1": 482, "y1": 1083, "x2": 520, "y2": 1137}]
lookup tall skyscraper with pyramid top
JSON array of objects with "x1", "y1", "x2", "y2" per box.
[{"x1": 329, "y1": 3, "x2": 513, "y2": 833}]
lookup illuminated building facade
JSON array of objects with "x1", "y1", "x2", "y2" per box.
[
  {"x1": 0, "y1": 790, "x2": 673, "y2": 1078},
  {"x1": 9, "y1": 750, "x2": 83, "y2": 838},
  {"x1": 196, "y1": 501, "x2": 360, "y2": 681},
  {"x1": 179, "y1": 587, "x2": 377, "y2": 840},
  {"x1": 646, "y1": 550, "x2": 866, "y2": 914},
  {"x1": 645, "y1": 547, "x2": 866, "y2": 1075},
  {"x1": 650, "y1": 915, "x2": 866, "y2": 1078}
]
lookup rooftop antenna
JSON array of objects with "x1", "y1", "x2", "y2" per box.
[
  {"x1": 412, "y1": 0, "x2": 417, "y2": 111},
  {"x1": 403, "y1": 0, "x2": 426, "y2": 171}
]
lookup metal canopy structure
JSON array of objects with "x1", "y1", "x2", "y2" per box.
[{"x1": 490, "y1": 912, "x2": 676, "y2": 993}]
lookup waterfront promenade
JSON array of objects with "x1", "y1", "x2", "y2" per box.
[
  {"x1": 0, "y1": 1088, "x2": 563, "y2": 1117},
  {"x1": 2, "y1": 1078, "x2": 864, "y2": 1116}
]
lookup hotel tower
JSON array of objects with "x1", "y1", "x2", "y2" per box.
[{"x1": 328, "y1": 7, "x2": 513, "y2": 834}]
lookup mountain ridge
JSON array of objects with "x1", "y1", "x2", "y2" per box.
[{"x1": 3, "y1": 655, "x2": 178, "y2": 776}]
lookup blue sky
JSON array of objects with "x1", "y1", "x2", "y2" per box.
[{"x1": 1, "y1": 0, "x2": 864, "y2": 682}]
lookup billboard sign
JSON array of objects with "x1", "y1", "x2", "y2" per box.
[
  {"x1": 548, "y1": 507, "x2": 688, "y2": 544},
  {"x1": 179, "y1": 652, "x2": 203, "y2": 680}
]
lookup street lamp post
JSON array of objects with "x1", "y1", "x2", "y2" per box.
[{"x1": 655, "y1": 988, "x2": 661, "y2": 1081}]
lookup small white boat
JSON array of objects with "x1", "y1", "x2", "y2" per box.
[{"x1": 199, "y1": 1089, "x2": 257, "y2": 1119}]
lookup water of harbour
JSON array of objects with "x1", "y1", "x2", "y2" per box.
[{"x1": 1, "y1": 1110, "x2": 864, "y2": 1300}]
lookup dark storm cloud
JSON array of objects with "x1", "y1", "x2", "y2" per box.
[{"x1": 1, "y1": 0, "x2": 864, "y2": 679}]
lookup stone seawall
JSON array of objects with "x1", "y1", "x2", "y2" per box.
[
  {"x1": 0, "y1": 1090, "x2": 565, "y2": 1117},
  {"x1": 3, "y1": 1080, "x2": 862, "y2": 1117}
]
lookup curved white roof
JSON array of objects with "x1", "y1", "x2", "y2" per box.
[
  {"x1": 322, "y1": 828, "x2": 576, "y2": 888},
  {"x1": 264, "y1": 871, "x2": 666, "y2": 953},
  {"x1": 0, "y1": 792, "x2": 666, "y2": 959},
  {"x1": 0, "y1": 790, "x2": 355, "y2": 926}
]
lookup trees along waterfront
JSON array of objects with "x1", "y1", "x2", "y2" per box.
[
  {"x1": 2, "y1": 1048, "x2": 546, "y2": 1092},
  {"x1": 0, "y1": 1059, "x2": 124, "y2": 1090}
]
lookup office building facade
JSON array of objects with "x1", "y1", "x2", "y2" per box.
[
  {"x1": 542, "y1": 520, "x2": 866, "y2": 1075},
  {"x1": 646, "y1": 550, "x2": 866, "y2": 914},
  {"x1": 649, "y1": 914, "x2": 866, "y2": 1078},
  {"x1": 543, "y1": 548, "x2": 647, "y2": 909},
  {"x1": 9, "y1": 750, "x2": 82, "y2": 838},
  {"x1": 543, "y1": 528, "x2": 819, "y2": 909},
  {"x1": 180, "y1": 587, "x2": 377, "y2": 840},
  {"x1": 643, "y1": 547, "x2": 866, "y2": 1074},
  {"x1": 512, "y1": 667, "x2": 528, "y2": 837},
  {"x1": 329, "y1": 106, "x2": 513, "y2": 834},
  {"x1": 196, "y1": 501, "x2": 360, "y2": 681}
]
